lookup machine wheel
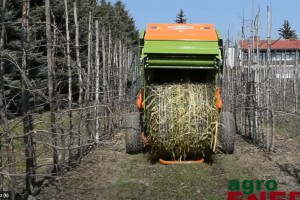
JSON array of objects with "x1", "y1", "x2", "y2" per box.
[
  {"x1": 125, "y1": 112, "x2": 143, "y2": 154},
  {"x1": 219, "y1": 112, "x2": 235, "y2": 154}
]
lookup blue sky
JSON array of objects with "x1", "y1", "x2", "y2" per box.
[{"x1": 108, "y1": 0, "x2": 300, "y2": 42}]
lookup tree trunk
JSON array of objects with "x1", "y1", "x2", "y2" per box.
[
  {"x1": 95, "y1": 20, "x2": 100, "y2": 142},
  {"x1": 74, "y1": 0, "x2": 83, "y2": 160},
  {"x1": 21, "y1": 0, "x2": 36, "y2": 196},
  {"x1": 74, "y1": 0, "x2": 83, "y2": 106},
  {"x1": 282, "y1": 67, "x2": 286, "y2": 111},
  {"x1": 118, "y1": 40, "x2": 122, "y2": 103},
  {"x1": 86, "y1": 10, "x2": 92, "y2": 138},
  {"x1": 65, "y1": 0, "x2": 73, "y2": 164},
  {"x1": 295, "y1": 51, "x2": 299, "y2": 113},
  {"x1": 63, "y1": 0, "x2": 74, "y2": 164},
  {"x1": 51, "y1": 6, "x2": 63, "y2": 170},
  {"x1": 101, "y1": 26, "x2": 107, "y2": 134},
  {"x1": 266, "y1": 6, "x2": 271, "y2": 151},
  {"x1": 0, "y1": 0, "x2": 7, "y2": 191},
  {"x1": 45, "y1": 0, "x2": 59, "y2": 174},
  {"x1": 107, "y1": 28, "x2": 113, "y2": 132}
]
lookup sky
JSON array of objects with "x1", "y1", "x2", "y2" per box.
[{"x1": 107, "y1": 0, "x2": 300, "y2": 42}]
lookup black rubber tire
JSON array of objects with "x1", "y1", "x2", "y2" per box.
[
  {"x1": 219, "y1": 112, "x2": 236, "y2": 154},
  {"x1": 125, "y1": 112, "x2": 143, "y2": 154}
]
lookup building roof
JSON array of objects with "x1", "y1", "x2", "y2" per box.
[{"x1": 239, "y1": 39, "x2": 300, "y2": 50}]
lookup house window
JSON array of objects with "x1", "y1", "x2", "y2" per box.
[
  {"x1": 271, "y1": 52, "x2": 276, "y2": 61},
  {"x1": 285, "y1": 51, "x2": 296, "y2": 61},
  {"x1": 285, "y1": 52, "x2": 291, "y2": 61},
  {"x1": 276, "y1": 52, "x2": 282, "y2": 61},
  {"x1": 260, "y1": 52, "x2": 267, "y2": 61},
  {"x1": 291, "y1": 52, "x2": 296, "y2": 61}
]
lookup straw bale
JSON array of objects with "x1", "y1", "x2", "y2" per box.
[{"x1": 146, "y1": 83, "x2": 218, "y2": 160}]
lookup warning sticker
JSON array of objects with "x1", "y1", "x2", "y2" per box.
[{"x1": 167, "y1": 26, "x2": 194, "y2": 30}]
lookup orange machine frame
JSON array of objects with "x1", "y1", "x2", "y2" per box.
[{"x1": 144, "y1": 24, "x2": 218, "y2": 41}]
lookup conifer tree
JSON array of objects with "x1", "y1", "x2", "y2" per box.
[
  {"x1": 278, "y1": 20, "x2": 298, "y2": 39},
  {"x1": 175, "y1": 9, "x2": 187, "y2": 24}
]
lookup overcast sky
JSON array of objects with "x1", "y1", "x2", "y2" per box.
[{"x1": 107, "y1": 0, "x2": 300, "y2": 42}]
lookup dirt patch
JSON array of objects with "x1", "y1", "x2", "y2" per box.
[{"x1": 38, "y1": 131, "x2": 300, "y2": 200}]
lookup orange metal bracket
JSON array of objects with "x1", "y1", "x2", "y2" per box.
[
  {"x1": 136, "y1": 89, "x2": 144, "y2": 110},
  {"x1": 159, "y1": 158, "x2": 205, "y2": 165},
  {"x1": 216, "y1": 87, "x2": 222, "y2": 111}
]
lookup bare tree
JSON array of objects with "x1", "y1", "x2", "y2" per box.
[
  {"x1": 222, "y1": 5, "x2": 299, "y2": 152},
  {"x1": 0, "y1": 0, "x2": 7, "y2": 191},
  {"x1": 118, "y1": 40, "x2": 122, "y2": 103},
  {"x1": 107, "y1": 28, "x2": 113, "y2": 132},
  {"x1": 62, "y1": 0, "x2": 71, "y2": 167},
  {"x1": 63, "y1": 0, "x2": 76, "y2": 165},
  {"x1": 0, "y1": 1, "x2": 140, "y2": 197},
  {"x1": 21, "y1": 0, "x2": 37, "y2": 196},
  {"x1": 73, "y1": 0, "x2": 84, "y2": 159},
  {"x1": 266, "y1": 5, "x2": 274, "y2": 151},
  {"x1": 294, "y1": 65, "x2": 298, "y2": 113},
  {"x1": 45, "y1": 0, "x2": 59, "y2": 174},
  {"x1": 95, "y1": 20, "x2": 100, "y2": 142},
  {"x1": 74, "y1": 0, "x2": 83, "y2": 106},
  {"x1": 101, "y1": 26, "x2": 107, "y2": 133},
  {"x1": 64, "y1": 0, "x2": 75, "y2": 165},
  {"x1": 0, "y1": 1, "x2": 17, "y2": 198},
  {"x1": 85, "y1": 9, "x2": 93, "y2": 138}
]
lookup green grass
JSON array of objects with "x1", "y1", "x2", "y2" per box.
[
  {"x1": 57, "y1": 112, "x2": 300, "y2": 199},
  {"x1": 148, "y1": 164, "x2": 222, "y2": 200},
  {"x1": 218, "y1": 154, "x2": 253, "y2": 180},
  {"x1": 105, "y1": 154, "x2": 226, "y2": 200},
  {"x1": 275, "y1": 115, "x2": 300, "y2": 143},
  {"x1": 104, "y1": 153, "x2": 259, "y2": 200}
]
